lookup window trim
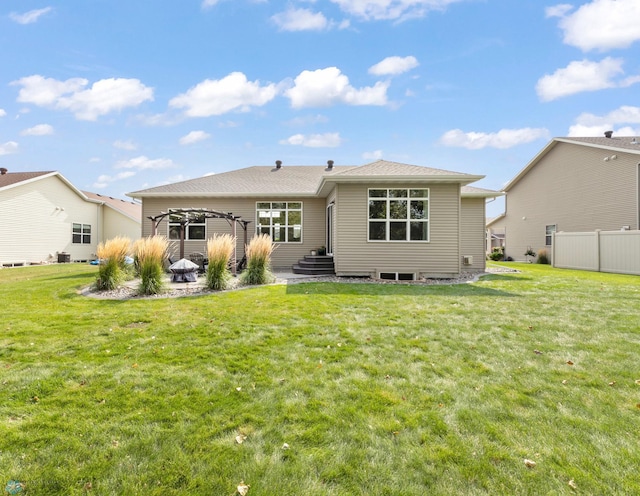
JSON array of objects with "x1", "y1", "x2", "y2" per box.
[
  {"x1": 72, "y1": 223, "x2": 92, "y2": 244},
  {"x1": 545, "y1": 224, "x2": 557, "y2": 246},
  {"x1": 255, "y1": 201, "x2": 303, "y2": 243},
  {"x1": 167, "y1": 208, "x2": 207, "y2": 241},
  {"x1": 367, "y1": 188, "x2": 430, "y2": 242}
]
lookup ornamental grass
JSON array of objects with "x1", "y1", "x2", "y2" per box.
[
  {"x1": 95, "y1": 236, "x2": 131, "y2": 291},
  {"x1": 206, "y1": 234, "x2": 236, "y2": 290},
  {"x1": 240, "y1": 233, "x2": 275, "y2": 285},
  {"x1": 133, "y1": 236, "x2": 168, "y2": 295}
]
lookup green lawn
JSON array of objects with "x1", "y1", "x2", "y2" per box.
[{"x1": 1, "y1": 263, "x2": 639, "y2": 495}]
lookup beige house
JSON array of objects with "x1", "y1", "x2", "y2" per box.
[
  {"x1": 128, "y1": 160, "x2": 499, "y2": 279},
  {"x1": 0, "y1": 169, "x2": 141, "y2": 266},
  {"x1": 488, "y1": 135, "x2": 640, "y2": 261}
]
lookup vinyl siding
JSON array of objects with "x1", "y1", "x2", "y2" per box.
[
  {"x1": 141, "y1": 196, "x2": 326, "y2": 268},
  {"x1": 333, "y1": 183, "x2": 461, "y2": 277},
  {"x1": 0, "y1": 175, "x2": 99, "y2": 263},
  {"x1": 503, "y1": 142, "x2": 639, "y2": 261},
  {"x1": 460, "y1": 197, "x2": 486, "y2": 272},
  {"x1": 102, "y1": 207, "x2": 141, "y2": 242}
]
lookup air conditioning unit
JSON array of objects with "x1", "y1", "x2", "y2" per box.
[{"x1": 462, "y1": 255, "x2": 473, "y2": 265}]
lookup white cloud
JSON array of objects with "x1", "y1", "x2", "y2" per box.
[
  {"x1": 113, "y1": 140, "x2": 137, "y2": 151},
  {"x1": 535, "y1": 57, "x2": 633, "y2": 101},
  {"x1": 363, "y1": 150, "x2": 383, "y2": 160},
  {"x1": 21, "y1": 124, "x2": 54, "y2": 136},
  {"x1": 179, "y1": 130, "x2": 211, "y2": 145},
  {"x1": 369, "y1": 56, "x2": 419, "y2": 76},
  {"x1": 93, "y1": 171, "x2": 137, "y2": 188},
  {"x1": 10, "y1": 7, "x2": 53, "y2": 24},
  {"x1": 568, "y1": 105, "x2": 640, "y2": 136},
  {"x1": 285, "y1": 67, "x2": 389, "y2": 108},
  {"x1": 545, "y1": 4, "x2": 573, "y2": 18},
  {"x1": 0, "y1": 141, "x2": 19, "y2": 155},
  {"x1": 272, "y1": 8, "x2": 329, "y2": 31},
  {"x1": 280, "y1": 133, "x2": 342, "y2": 147},
  {"x1": 201, "y1": 0, "x2": 220, "y2": 8},
  {"x1": 285, "y1": 114, "x2": 330, "y2": 126},
  {"x1": 0, "y1": 109, "x2": 6, "y2": 117},
  {"x1": 330, "y1": 0, "x2": 463, "y2": 21},
  {"x1": 114, "y1": 156, "x2": 177, "y2": 170},
  {"x1": 553, "y1": 0, "x2": 640, "y2": 51},
  {"x1": 12, "y1": 75, "x2": 153, "y2": 120},
  {"x1": 439, "y1": 128, "x2": 550, "y2": 149},
  {"x1": 169, "y1": 72, "x2": 277, "y2": 117}
]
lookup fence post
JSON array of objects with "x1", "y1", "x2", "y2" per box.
[{"x1": 595, "y1": 229, "x2": 601, "y2": 272}]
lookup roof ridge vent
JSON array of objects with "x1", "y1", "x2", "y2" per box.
[
  {"x1": 0, "y1": 167, "x2": 7, "y2": 175},
  {"x1": 604, "y1": 130, "x2": 613, "y2": 138},
  {"x1": 275, "y1": 160, "x2": 282, "y2": 169},
  {"x1": 326, "y1": 160, "x2": 334, "y2": 170}
]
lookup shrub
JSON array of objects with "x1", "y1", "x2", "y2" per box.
[
  {"x1": 95, "y1": 236, "x2": 131, "y2": 290},
  {"x1": 133, "y1": 236, "x2": 168, "y2": 295},
  {"x1": 488, "y1": 247, "x2": 504, "y2": 261},
  {"x1": 206, "y1": 234, "x2": 236, "y2": 290},
  {"x1": 240, "y1": 234, "x2": 275, "y2": 285},
  {"x1": 537, "y1": 248, "x2": 550, "y2": 264}
]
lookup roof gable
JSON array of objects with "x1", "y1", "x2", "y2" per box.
[
  {"x1": 0, "y1": 171, "x2": 56, "y2": 190},
  {"x1": 504, "y1": 136, "x2": 640, "y2": 192}
]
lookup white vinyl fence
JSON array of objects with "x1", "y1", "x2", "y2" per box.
[{"x1": 552, "y1": 230, "x2": 640, "y2": 275}]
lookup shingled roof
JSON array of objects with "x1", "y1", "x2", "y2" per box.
[
  {"x1": 82, "y1": 191, "x2": 141, "y2": 222},
  {"x1": 0, "y1": 171, "x2": 55, "y2": 190},
  {"x1": 128, "y1": 160, "x2": 488, "y2": 199}
]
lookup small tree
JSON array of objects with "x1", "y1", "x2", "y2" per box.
[
  {"x1": 488, "y1": 246, "x2": 504, "y2": 261},
  {"x1": 206, "y1": 234, "x2": 236, "y2": 290},
  {"x1": 95, "y1": 236, "x2": 131, "y2": 290},
  {"x1": 240, "y1": 234, "x2": 275, "y2": 285},
  {"x1": 133, "y1": 236, "x2": 168, "y2": 295}
]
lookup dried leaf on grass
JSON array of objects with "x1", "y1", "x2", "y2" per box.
[
  {"x1": 568, "y1": 479, "x2": 577, "y2": 490},
  {"x1": 524, "y1": 459, "x2": 536, "y2": 468},
  {"x1": 235, "y1": 434, "x2": 247, "y2": 444}
]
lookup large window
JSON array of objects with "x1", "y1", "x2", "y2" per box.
[
  {"x1": 72, "y1": 223, "x2": 91, "y2": 244},
  {"x1": 168, "y1": 209, "x2": 206, "y2": 240},
  {"x1": 368, "y1": 188, "x2": 429, "y2": 242},
  {"x1": 256, "y1": 202, "x2": 302, "y2": 243},
  {"x1": 545, "y1": 224, "x2": 557, "y2": 245}
]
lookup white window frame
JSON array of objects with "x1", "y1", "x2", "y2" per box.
[
  {"x1": 255, "y1": 202, "x2": 303, "y2": 243},
  {"x1": 545, "y1": 224, "x2": 557, "y2": 246},
  {"x1": 72, "y1": 223, "x2": 91, "y2": 244},
  {"x1": 368, "y1": 188, "x2": 430, "y2": 242},
  {"x1": 167, "y1": 208, "x2": 206, "y2": 241}
]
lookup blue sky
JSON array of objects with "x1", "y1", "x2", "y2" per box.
[{"x1": 1, "y1": 0, "x2": 639, "y2": 216}]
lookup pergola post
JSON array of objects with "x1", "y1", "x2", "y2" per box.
[{"x1": 231, "y1": 220, "x2": 237, "y2": 276}]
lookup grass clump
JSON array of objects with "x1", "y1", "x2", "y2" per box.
[
  {"x1": 133, "y1": 236, "x2": 168, "y2": 295},
  {"x1": 537, "y1": 248, "x2": 550, "y2": 264},
  {"x1": 240, "y1": 233, "x2": 275, "y2": 285},
  {"x1": 206, "y1": 234, "x2": 236, "y2": 290},
  {"x1": 95, "y1": 236, "x2": 131, "y2": 290}
]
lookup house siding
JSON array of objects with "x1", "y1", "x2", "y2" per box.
[
  {"x1": 141, "y1": 196, "x2": 326, "y2": 268},
  {"x1": 102, "y1": 207, "x2": 141, "y2": 242},
  {"x1": 460, "y1": 197, "x2": 487, "y2": 272},
  {"x1": 0, "y1": 175, "x2": 98, "y2": 264},
  {"x1": 503, "y1": 142, "x2": 639, "y2": 261},
  {"x1": 333, "y1": 182, "x2": 461, "y2": 277}
]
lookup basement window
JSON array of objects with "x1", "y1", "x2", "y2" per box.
[{"x1": 379, "y1": 272, "x2": 415, "y2": 281}]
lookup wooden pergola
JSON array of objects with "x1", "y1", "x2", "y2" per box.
[{"x1": 147, "y1": 208, "x2": 251, "y2": 275}]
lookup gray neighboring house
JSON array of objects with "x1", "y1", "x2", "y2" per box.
[
  {"x1": 487, "y1": 134, "x2": 640, "y2": 261},
  {"x1": 0, "y1": 168, "x2": 141, "y2": 266},
  {"x1": 128, "y1": 160, "x2": 500, "y2": 279}
]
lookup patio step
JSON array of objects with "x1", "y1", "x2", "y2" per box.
[{"x1": 292, "y1": 255, "x2": 335, "y2": 275}]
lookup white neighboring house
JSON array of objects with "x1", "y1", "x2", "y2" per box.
[{"x1": 0, "y1": 168, "x2": 141, "y2": 266}]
